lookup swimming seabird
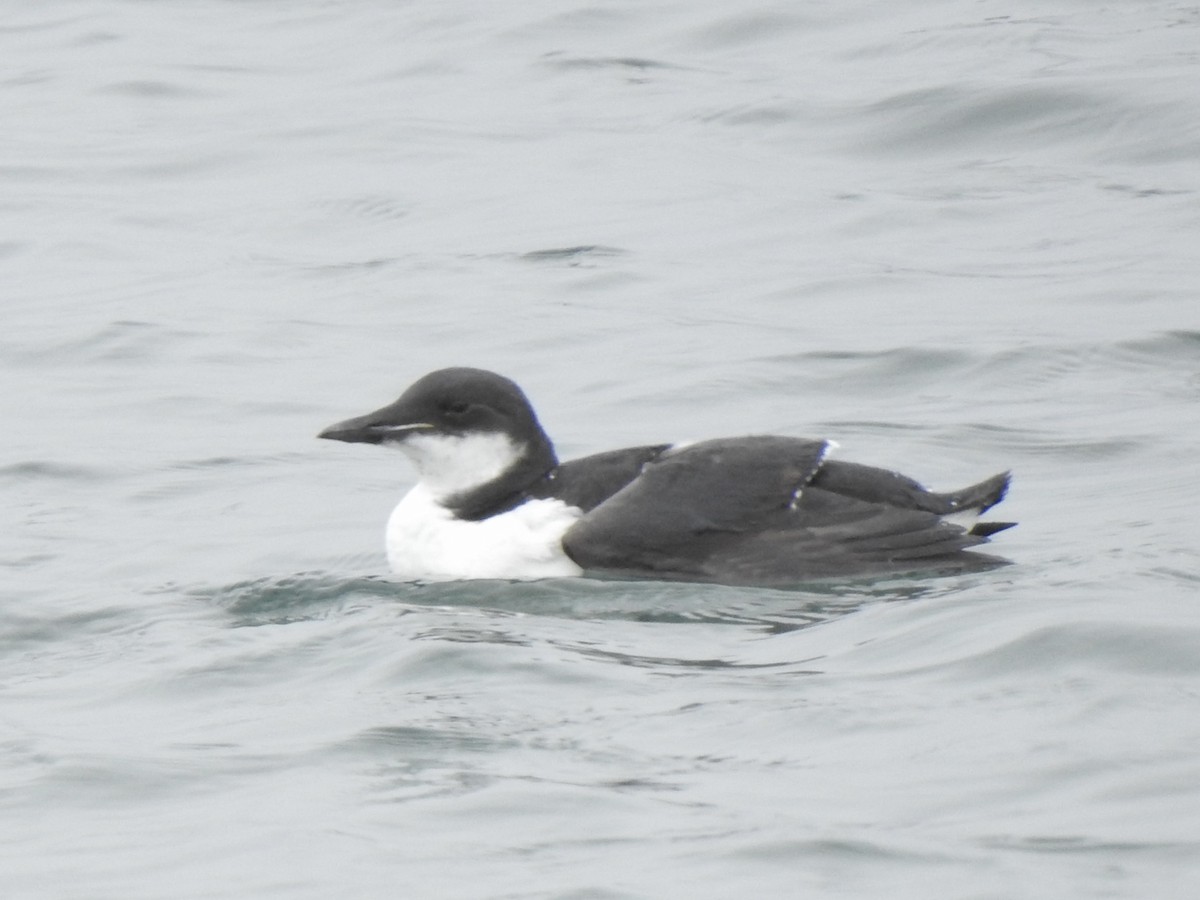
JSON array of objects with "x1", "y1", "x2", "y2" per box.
[{"x1": 318, "y1": 367, "x2": 1014, "y2": 586}]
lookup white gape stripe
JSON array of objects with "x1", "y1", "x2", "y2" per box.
[
  {"x1": 386, "y1": 484, "x2": 584, "y2": 580},
  {"x1": 376, "y1": 423, "x2": 434, "y2": 435}
]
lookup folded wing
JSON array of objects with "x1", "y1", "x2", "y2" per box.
[{"x1": 563, "y1": 437, "x2": 1012, "y2": 585}]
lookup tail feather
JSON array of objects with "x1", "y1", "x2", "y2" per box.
[
  {"x1": 969, "y1": 520, "x2": 1016, "y2": 538},
  {"x1": 938, "y1": 471, "x2": 1015, "y2": 542},
  {"x1": 942, "y1": 470, "x2": 1010, "y2": 515}
]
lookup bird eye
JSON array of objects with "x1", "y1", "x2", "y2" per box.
[{"x1": 444, "y1": 400, "x2": 470, "y2": 415}]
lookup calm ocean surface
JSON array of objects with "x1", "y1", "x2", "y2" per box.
[{"x1": 3, "y1": 1, "x2": 1199, "y2": 897}]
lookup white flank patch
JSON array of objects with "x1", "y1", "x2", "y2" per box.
[
  {"x1": 386, "y1": 484, "x2": 585, "y2": 581},
  {"x1": 942, "y1": 508, "x2": 982, "y2": 530},
  {"x1": 392, "y1": 431, "x2": 525, "y2": 500}
]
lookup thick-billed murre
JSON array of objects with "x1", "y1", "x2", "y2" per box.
[{"x1": 318, "y1": 367, "x2": 1014, "y2": 586}]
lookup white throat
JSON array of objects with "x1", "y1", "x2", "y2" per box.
[
  {"x1": 394, "y1": 431, "x2": 525, "y2": 500},
  {"x1": 384, "y1": 429, "x2": 582, "y2": 581}
]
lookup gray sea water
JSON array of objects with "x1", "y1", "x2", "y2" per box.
[{"x1": 4, "y1": 1, "x2": 1199, "y2": 898}]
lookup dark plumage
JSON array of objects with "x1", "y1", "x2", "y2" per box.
[{"x1": 319, "y1": 367, "x2": 1014, "y2": 586}]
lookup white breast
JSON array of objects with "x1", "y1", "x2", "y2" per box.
[{"x1": 385, "y1": 482, "x2": 585, "y2": 581}]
